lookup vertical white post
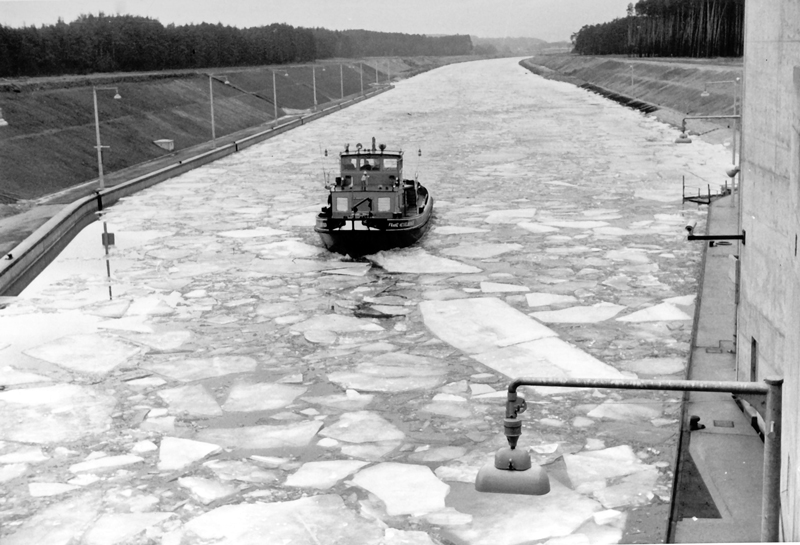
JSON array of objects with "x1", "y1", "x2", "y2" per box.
[
  {"x1": 312, "y1": 66, "x2": 317, "y2": 110},
  {"x1": 93, "y1": 88, "x2": 105, "y2": 190},
  {"x1": 273, "y1": 71, "x2": 278, "y2": 121},
  {"x1": 209, "y1": 76, "x2": 216, "y2": 148},
  {"x1": 340, "y1": 64, "x2": 344, "y2": 99}
]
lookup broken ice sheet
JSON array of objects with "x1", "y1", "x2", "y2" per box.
[
  {"x1": 525, "y1": 292, "x2": 578, "y2": 307},
  {"x1": 302, "y1": 389, "x2": 374, "y2": 410},
  {"x1": 320, "y1": 411, "x2": 405, "y2": 444},
  {"x1": 434, "y1": 226, "x2": 490, "y2": 235},
  {"x1": 183, "y1": 495, "x2": 384, "y2": 544},
  {"x1": 564, "y1": 445, "x2": 654, "y2": 490},
  {"x1": 419, "y1": 297, "x2": 557, "y2": 354},
  {"x1": 368, "y1": 248, "x2": 482, "y2": 274},
  {"x1": 0, "y1": 384, "x2": 115, "y2": 443},
  {"x1": 195, "y1": 420, "x2": 323, "y2": 449},
  {"x1": 480, "y1": 282, "x2": 529, "y2": 293},
  {"x1": 2, "y1": 490, "x2": 103, "y2": 545},
  {"x1": 350, "y1": 462, "x2": 450, "y2": 516},
  {"x1": 616, "y1": 302, "x2": 692, "y2": 322},
  {"x1": 178, "y1": 476, "x2": 238, "y2": 504},
  {"x1": 444, "y1": 480, "x2": 601, "y2": 545},
  {"x1": 203, "y1": 459, "x2": 279, "y2": 483},
  {"x1": 442, "y1": 243, "x2": 523, "y2": 259},
  {"x1": 142, "y1": 355, "x2": 257, "y2": 381},
  {"x1": 530, "y1": 302, "x2": 626, "y2": 323},
  {"x1": 157, "y1": 436, "x2": 221, "y2": 471},
  {"x1": 484, "y1": 208, "x2": 537, "y2": 223},
  {"x1": 221, "y1": 381, "x2": 306, "y2": 412},
  {"x1": 157, "y1": 384, "x2": 222, "y2": 417},
  {"x1": 619, "y1": 357, "x2": 685, "y2": 376},
  {"x1": 23, "y1": 333, "x2": 141, "y2": 375},
  {"x1": 591, "y1": 467, "x2": 660, "y2": 509},
  {"x1": 586, "y1": 398, "x2": 663, "y2": 421},
  {"x1": 328, "y1": 352, "x2": 448, "y2": 392},
  {"x1": 284, "y1": 460, "x2": 369, "y2": 489},
  {"x1": 290, "y1": 313, "x2": 384, "y2": 333},
  {"x1": 82, "y1": 513, "x2": 174, "y2": 545},
  {"x1": 0, "y1": 366, "x2": 50, "y2": 386}
]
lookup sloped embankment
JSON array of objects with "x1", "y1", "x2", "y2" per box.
[
  {"x1": 521, "y1": 55, "x2": 742, "y2": 135},
  {"x1": 0, "y1": 56, "x2": 471, "y2": 205}
]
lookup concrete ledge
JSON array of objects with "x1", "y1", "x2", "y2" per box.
[{"x1": 0, "y1": 84, "x2": 394, "y2": 296}]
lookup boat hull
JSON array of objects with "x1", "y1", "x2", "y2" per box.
[{"x1": 315, "y1": 194, "x2": 434, "y2": 258}]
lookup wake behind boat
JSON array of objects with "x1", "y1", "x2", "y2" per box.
[{"x1": 314, "y1": 139, "x2": 434, "y2": 257}]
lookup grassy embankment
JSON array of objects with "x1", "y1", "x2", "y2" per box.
[
  {"x1": 0, "y1": 56, "x2": 472, "y2": 209},
  {"x1": 521, "y1": 54, "x2": 743, "y2": 146}
]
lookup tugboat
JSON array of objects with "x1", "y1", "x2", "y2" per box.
[{"x1": 315, "y1": 138, "x2": 434, "y2": 257}]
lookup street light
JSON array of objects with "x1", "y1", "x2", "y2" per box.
[
  {"x1": 208, "y1": 75, "x2": 230, "y2": 148},
  {"x1": 476, "y1": 376, "x2": 783, "y2": 542},
  {"x1": 312, "y1": 65, "x2": 318, "y2": 111},
  {"x1": 699, "y1": 78, "x2": 742, "y2": 165},
  {"x1": 272, "y1": 69, "x2": 289, "y2": 121},
  {"x1": 93, "y1": 86, "x2": 122, "y2": 191}
]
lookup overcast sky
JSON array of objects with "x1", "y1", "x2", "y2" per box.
[{"x1": 0, "y1": 0, "x2": 633, "y2": 43}]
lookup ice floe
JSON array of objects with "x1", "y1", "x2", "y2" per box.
[{"x1": 350, "y1": 462, "x2": 449, "y2": 516}]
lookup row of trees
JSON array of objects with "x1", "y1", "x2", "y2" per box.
[
  {"x1": 0, "y1": 14, "x2": 474, "y2": 77},
  {"x1": 572, "y1": 0, "x2": 745, "y2": 57}
]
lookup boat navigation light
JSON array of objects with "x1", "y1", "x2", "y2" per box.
[
  {"x1": 379, "y1": 144, "x2": 386, "y2": 152},
  {"x1": 345, "y1": 144, "x2": 350, "y2": 152},
  {"x1": 356, "y1": 143, "x2": 363, "y2": 151}
]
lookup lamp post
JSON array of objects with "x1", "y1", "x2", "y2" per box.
[
  {"x1": 208, "y1": 75, "x2": 230, "y2": 148},
  {"x1": 674, "y1": 114, "x2": 740, "y2": 145},
  {"x1": 312, "y1": 65, "x2": 318, "y2": 111},
  {"x1": 700, "y1": 78, "x2": 742, "y2": 166},
  {"x1": 477, "y1": 375, "x2": 783, "y2": 541},
  {"x1": 272, "y1": 69, "x2": 289, "y2": 121},
  {"x1": 92, "y1": 86, "x2": 121, "y2": 191}
]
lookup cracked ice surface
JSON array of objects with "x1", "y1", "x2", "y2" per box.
[{"x1": 1, "y1": 58, "x2": 728, "y2": 544}]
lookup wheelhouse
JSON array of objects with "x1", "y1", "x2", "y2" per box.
[{"x1": 329, "y1": 147, "x2": 408, "y2": 220}]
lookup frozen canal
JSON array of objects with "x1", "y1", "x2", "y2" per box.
[{"x1": 0, "y1": 58, "x2": 731, "y2": 544}]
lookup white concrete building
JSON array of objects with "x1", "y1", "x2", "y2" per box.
[{"x1": 740, "y1": 1, "x2": 800, "y2": 539}]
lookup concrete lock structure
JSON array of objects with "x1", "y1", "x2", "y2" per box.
[{"x1": 739, "y1": 1, "x2": 800, "y2": 540}]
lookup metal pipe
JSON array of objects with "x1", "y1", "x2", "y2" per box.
[
  {"x1": 507, "y1": 376, "x2": 769, "y2": 396},
  {"x1": 761, "y1": 377, "x2": 783, "y2": 542},
  {"x1": 503, "y1": 376, "x2": 782, "y2": 541}
]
